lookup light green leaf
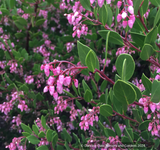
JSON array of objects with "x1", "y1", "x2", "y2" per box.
[
  {"x1": 141, "y1": 73, "x2": 152, "y2": 92},
  {"x1": 84, "y1": 89, "x2": 93, "y2": 102},
  {"x1": 85, "y1": 50, "x2": 99, "y2": 72},
  {"x1": 151, "y1": 80, "x2": 160, "y2": 103},
  {"x1": 154, "y1": 8, "x2": 160, "y2": 27},
  {"x1": 99, "y1": 5, "x2": 108, "y2": 26},
  {"x1": 37, "y1": 145, "x2": 49, "y2": 150},
  {"x1": 113, "y1": 80, "x2": 137, "y2": 105},
  {"x1": 80, "y1": 0, "x2": 91, "y2": 11},
  {"x1": 35, "y1": 19, "x2": 45, "y2": 26},
  {"x1": 150, "y1": 0, "x2": 160, "y2": 7},
  {"x1": 21, "y1": 123, "x2": 32, "y2": 134},
  {"x1": 140, "y1": 44, "x2": 154, "y2": 60},
  {"x1": 27, "y1": 135, "x2": 40, "y2": 145},
  {"x1": 100, "y1": 104, "x2": 113, "y2": 117}
]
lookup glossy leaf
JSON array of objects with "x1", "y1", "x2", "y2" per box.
[
  {"x1": 138, "y1": 120, "x2": 151, "y2": 130},
  {"x1": 62, "y1": 128, "x2": 72, "y2": 143},
  {"x1": 150, "y1": 0, "x2": 160, "y2": 7},
  {"x1": 104, "y1": 31, "x2": 110, "y2": 66},
  {"x1": 41, "y1": 115, "x2": 47, "y2": 129},
  {"x1": 115, "y1": 54, "x2": 135, "y2": 81},
  {"x1": 46, "y1": 129, "x2": 54, "y2": 142},
  {"x1": 133, "y1": 0, "x2": 143, "y2": 15},
  {"x1": 80, "y1": 0, "x2": 91, "y2": 11},
  {"x1": 77, "y1": 41, "x2": 90, "y2": 65},
  {"x1": 37, "y1": 145, "x2": 49, "y2": 150},
  {"x1": 114, "y1": 122, "x2": 122, "y2": 137},
  {"x1": 84, "y1": 89, "x2": 92, "y2": 102},
  {"x1": 154, "y1": 8, "x2": 160, "y2": 27},
  {"x1": 141, "y1": 73, "x2": 152, "y2": 92},
  {"x1": 144, "y1": 27, "x2": 158, "y2": 44},
  {"x1": 27, "y1": 135, "x2": 40, "y2": 144},
  {"x1": 9, "y1": 0, "x2": 15, "y2": 9},
  {"x1": 113, "y1": 80, "x2": 137, "y2": 105},
  {"x1": 85, "y1": 50, "x2": 99, "y2": 72},
  {"x1": 32, "y1": 125, "x2": 39, "y2": 135},
  {"x1": 151, "y1": 80, "x2": 160, "y2": 103},
  {"x1": 35, "y1": 19, "x2": 45, "y2": 26},
  {"x1": 38, "y1": 131, "x2": 45, "y2": 138},
  {"x1": 100, "y1": 104, "x2": 113, "y2": 117},
  {"x1": 99, "y1": 5, "x2": 108, "y2": 26},
  {"x1": 98, "y1": 30, "x2": 124, "y2": 45},
  {"x1": 140, "y1": 44, "x2": 154, "y2": 60},
  {"x1": 130, "y1": 32, "x2": 145, "y2": 47}
]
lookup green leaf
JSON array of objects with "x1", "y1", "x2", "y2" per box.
[
  {"x1": 21, "y1": 123, "x2": 32, "y2": 134},
  {"x1": 99, "y1": 5, "x2": 108, "y2": 26},
  {"x1": 19, "y1": 84, "x2": 29, "y2": 93},
  {"x1": 104, "y1": 128, "x2": 116, "y2": 137},
  {"x1": 64, "y1": 141, "x2": 71, "y2": 150},
  {"x1": 77, "y1": 41, "x2": 90, "y2": 65},
  {"x1": 72, "y1": 83, "x2": 78, "y2": 96},
  {"x1": 52, "y1": 133, "x2": 58, "y2": 148},
  {"x1": 9, "y1": 0, "x2": 15, "y2": 9},
  {"x1": 104, "y1": 31, "x2": 110, "y2": 66},
  {"x1": 36, "y1": 93, "x2": 44, "y2": 101},
  {"x1": 41, "y1": 115, "x2": 47, "y2": 129},
  {"x1": 0, "y1": 8, "x2": 9, "y2": 15},
  {"x1": 32, "y1": 125, "x2": 39, "y2": 135},
  {"x1": 113, "y1": 80, "x2": 137, "y2": 105},
  {"x1": 141, "y1": 73, "x2": 152, "y2": 92},
  {"x1": 114, "y1": 122, "x2": 122, "y2": 137},
  {"x1": 128, "y1": 82, "x2": 142, "y2": 100},
  {"x1": 124, "y1": 128, "x2": 133, "y2": 143},
  {"x1": 151, "y1": 80, "x2": 160, "y2": 103},
  {"x1": 38, "y1": 131, "x2": 45, "y2": 138},
  {"x1": 100, "y1": 104, "x2": 113, "y2": 117},
  {"x1": 82, "y1": 79, "x2": 91, "y2": 91},
  {"x1": 98, "y1": 30, "x2": 124, "y2": 45},
  {"x1": 150, "y1": 0, "x2": 160, "y2": 7},
  {"x1": 140, "y1": 0, "x2": 149, "y2": 16},
  {"x1": 91, "y1": 79, "x2": 97, "y2": 91},
  {"x1": 22, "y1": 132, "x2": 30, "y2": 137},
  {"x1": 46, "y1": 129, "x2": 54, "y2": 142},
  {"x1": 15, "y1": 33, "x2": 25, "y2": 38},
  {"x1": 27, "y1": 135, "x2": 40, "y2": 145},
  {"x1": 121, "y1": 59, "x2": 127, "y2": 81},
  {"x1": 154, "y1": 8, "x2": 160, "y2": 27},
  {"x1": 130, "y1": 32, "x2": 145, "y2": 47},
  {"x1": 63, "y1": 128, "x2": 72, "y2": 143},
  {"x1": 144, "y1": 27, "x2": 158, "y2": 44},
  {"x1": 4, "y1": 73, "x2": 13, "y2": 84},
  {"x1": 37, "y1": 145, "x2": 49, "y2": 150},
  {"x1": 35, "y1": 19, "x2": 45, "y2": 26},
  {"x1": 141, "y1": 131, "x2": 149, "y2": 140},
  {"x1": 100, "y1": 80, "x2": 108, "y2": 92},
  {"x1": 133, "y1": 0, "x2": 143, "y2": 15},
  {"x1": 63, "y1": 90, "x2": 75, "y2": 98},
  {"x1": 80, "y1": 0, "x2": 91, "y2": 11},
  {"x1": 17, "y1": 17, "x2": 27, "y2": 26},
  {"x1": 85, "y1": 50, "x2": 99, "y2": 72},
  {"x1": 84, "y1": 89, "x2": 93, "y2": 102},
  {"x1": 14, "y1": 21, "x2": 24, "y2": 30},
  {"x1": 138, "y1": 120, "x2": 151, "y2": 130},
  {"x1": 106, "y1": 5, "x2": 113, "y2": 27},
  {"x1": 115, "y1": 54, "x2": 135, "y2": 81},
  {"x1": 140, "y1": 44, "x2": 154, "y2": 60},
  {"x1": 112, "y1": 94, "x2": 123, "y2": 114}
]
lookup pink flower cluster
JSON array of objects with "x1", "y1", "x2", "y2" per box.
[
  {"x1": 25, "y1": 75, "x2": 34, "y2": 84},
  {"x1": 6, "y1": 137, "x2": 26, "y2": 150},
  {"x1": 54, "y1": 97, "x2": 67, "y2": 114},
  {"x1": 116, "y1": 46, "x2": 135, "y2": 56},
  {"x1": 70, "y1": 106, "x2": 78, "y2": 121},
  {"x1": 117, "y1": 0, "x2": 135, "y2": 28},
  {"x1": 148, "y1": 118, "x2": 160, "y2": 137},
  {"x1": 7, "y1": 60, "x2": 18, "y2": 73},
  {"x1": 97, "y1": 0, "x2": 111, "y2": 7},
  {"x1": 49, "y1": 117, "x2": 63, "y2": 132},
  {"x1": 79, "y1": 107, "x2": 99, "y2": 131}
]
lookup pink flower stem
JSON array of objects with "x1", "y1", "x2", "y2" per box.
[
  {"x1": 138, "y1": 10, "x2": 149, "y2": 33},
  {"x1": 113, "y1": 110, "x2": 139, "y2": 123},
  {"x1": 94, "y1": 69, "x2": 115, "y2": 84}
]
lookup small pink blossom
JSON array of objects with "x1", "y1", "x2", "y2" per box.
[
  {"x1": 43, "y1": 86, "x2": 48, "y2": 93},
  {"x1": 122, "y1": 11, "x2": 127, "y2": 19},
  {"x1": 74, "y1": 79, "x2": 78, "y2": 88},
  {"x1": 122, "y1": 20, "x2": 127, "y2": 28},
  {"x1": 117, "y1": 1, "x2": 122, "y2": 8},
  {"x1": 98, "y1": 0, "x2": 104, "y2": 8},
  {"x1": 44, "y1": 64, "x2": 50, "y2": 77},
  {"x1": 128, "y1": 6, "x2": 134, "y2": 14},
  {"x1": 128, "y1": 20, "x2": 134, "y2": 28},
  {"x1": 117, "y1": 14, "x2": 122, "y2": 22},
  {"x1": 63, "y1": 76, "x2": 71, "y2": 86},
  {"x1": 53, "y1": 92, "x2": 58, "y2": 100},
  {"x1": 49, "y1": 86, "x2": 55, "y2": 95}
]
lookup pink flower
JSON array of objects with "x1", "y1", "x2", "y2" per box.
[
  {"x1": 129, "y1": 14, "x2": 135, "y2": 22},
  {"x1": 63, "y1": 76, "x2": 71, "y2": 86},
  {"x1": 57, "y1": 80, "x2": 63, "y2": 94},
  {"x1": 90, "y1": 0, "x2": 95, "y2": 4},
  {"x1": 44, "y1": 64, "x2": 50, "y2": 77},
  {"x1": 49, "y1": 86, "x2": 55, "y2": 95},
  {"x1": 144, "y1": 107, "x2": 148, "y2": 114},
  {"x1": 74, "y1": 79, "x2": 78, "y2": 88},
  {"x1": 58, "y1": 75, "x2": 64, "y2": 84},
  {"x1": 43, "y1": 86, "x2": 48, "y2": 93},
  {"x1": 47, "y1": 76, "x2": 55, "y2": 85},
  {"x1": 128, "y1": 6, "x2": 134, "y2": 14},
  {"x1": 106, "y1": 0, "x2": 111, "y2": 4},
  {"x1": 53, "y1": 92, "x2": 58, "y2": 100},
  {"x1": 117, "y1": 1, "x2": 122, "y2": 8},
  {"x1": 117, "y1": 14, "x2": 122, "y2": 22},
  {"x1": 122, "y1": 11, "x2": 127, "y2": 19},
  {"x1": 127, "y1": 0, "x2": 133, "y2": 6},
  {"x1": 122, "y1": 20, "x2": 127, "y2": 28},
  {"x1": 148, "y1": 123, "x2": 152, "y2": 131},
  {"x1": 128, "y1": 20, "x2": 134, "y2": 28},
  {"x1": 98, "y1": 0, "x2": 104, "y2": 7},
  {"x1": 150, "y1": 103, "x2": 156, "y2": 113}
]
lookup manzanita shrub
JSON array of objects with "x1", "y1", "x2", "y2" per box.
[{"x1": 1, "y1": 0, "x2": 160, "y2": 149}]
